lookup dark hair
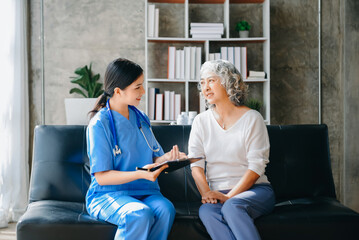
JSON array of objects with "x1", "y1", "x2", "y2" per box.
[{"x1": 89, "y1": 58, "x2": 143, "y2": 119}]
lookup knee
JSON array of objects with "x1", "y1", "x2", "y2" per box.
[
  {"x1": 199, "y1": 203, "x2": 216, "y2": 221},
  {"x1": 158, "y1": 199, "x2": 176, "y2": 221},
  {"x1": 221, "y1": 198, "x2": 249, "y2": 216},
  {"x1": 124, "y1": 203, "x2": 155, "y2": 225}
]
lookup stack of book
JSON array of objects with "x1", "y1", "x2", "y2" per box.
[
  {"x1": 190, "y1": 23, "x2": 224, "y2": 39},
  {"x1": 147, "y1": 4, "x2": 159, "y2": 37},
  {"x1": 209, "y1": 46, "x2": 248, "y2": 79},
  {"x1": 148, "y1": 88, "x2": 181, "y2": 121},
  {"x1": 168, "y1": 46, "x2": 202, "y2": 80}
]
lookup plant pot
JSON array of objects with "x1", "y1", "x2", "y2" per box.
[
  {"x1": 239, "y1": 30, "x2": 249, "y2": 38},
  {"x1": 64, "y1": 98, "x2": 97, "y2": 125}
]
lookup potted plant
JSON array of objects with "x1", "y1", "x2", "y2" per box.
[
  {"x1": 64, "y1": 63, "x2": 103, "y2": 125},
  {"x1": 245, "y1": 98, "x2": 263, "y2": 112},
  {"x1": 235, "y1": 20, "x2": 251, "y2": 38}
]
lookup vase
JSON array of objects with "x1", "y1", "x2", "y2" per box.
[
  {"x1": 64, "y1": 98, "x2": 97, "y2": 125},
  {"x1": 239, "y1": 31, "x2": 249, "y2": 38}
]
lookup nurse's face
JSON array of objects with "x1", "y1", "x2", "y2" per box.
[{"x1": 121, "y1": 74, "x2": 145, "y2": 106}]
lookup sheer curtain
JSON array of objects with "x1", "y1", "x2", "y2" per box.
[{"x1": 0, "y1": 0, "x2": 29, "y2": 227}]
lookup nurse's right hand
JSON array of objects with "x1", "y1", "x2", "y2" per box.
[{"x1": 140, "y1": 163, "x2": 168, "y2": 182}]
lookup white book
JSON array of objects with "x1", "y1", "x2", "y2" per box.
[
  {"x1": 175, "y1": 50, "x2": 181, "y2": 79},
  {"x1": 155, "y1": 93, "x2": 163, "y2": 121},
  {"x1": 227, "y1": 47, "x2": 234, "y2": 65},
  {"x1": 180, "y1": 50, "x2": 185, "y2": 79},
  {"x1": 148, "y1": 87, "x2": 159, "y2": 120},
  {"x1": 209, "y1": 53, "x2": 215, "y2": 61},
  {"x1": 190, "y1": 28, "x2": 224, "y2": 34},
  {"x1": 234, "y1": 47, "x2": 241, "y2": 73},
  {"x1": 220, "y1": 47, "x2": 227, "y2": 60},
  {"x1": 168, "y1": 46, "x2": 176, "y2": 80},
  {"x1": 214, "y1": 53, "x2": 221, "y2": 60},
  {"x1": 241, "y1": 47, "x2": 247, "y2": 79},
  {"x1": 170, "y1": 91, "x2": 175, "y2": 120},
  {"x1": 154, "y1": 8, "x2": 159, "y2": 37},
  {"x1": 190, "y1": 22, "x2": 223, "y2": 28},
  {"x1": 164, "y1": 91, "x2": 170, "y2": 120},
  {"x1": 184, "y1": 47, "x2": 191, "y2": 80},
  {"x1": 147, "y1": 5, "x2": 155, "y2": 37},
  {"x1": 248, "y1": 71, "x2": 266, "y2": 78},
  {"x1": 175, "y1": 94, "x2": 181, "y2": 120},
  {"x1": 190, "y1": 47, "x2": 196, "y2": 80},
  {"x1": 192, "y1": 34, "x2": 222, "y2": 39},
  {"x1": 196, "y1": 47, "x2": 202, "y2": 81}
]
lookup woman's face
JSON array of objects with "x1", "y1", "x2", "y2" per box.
[
  {"x1": 199, "y1": 71, "x2": 227, "y2": 105},
  {"x1": 119, "y1": 74, "x2": 145, "y2": 107}
]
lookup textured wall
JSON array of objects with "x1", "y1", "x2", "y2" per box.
[{"x1": 29, "y1": 0, "x2": 359, "y2": 211}]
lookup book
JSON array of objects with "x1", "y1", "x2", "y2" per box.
[
  {"x1": 136, "y1": 157, "x2": 205, "y2": 173},
  {"x1": 190, "y1": 47, "x2": 196, "y2": 80},
  {"x1": 220, "y1": 46, "x2": 228, "y2": 60},
  {"x1": 196, "y1": 47, "x2": 202, "y2": 81},
  {"x1": 234, "y1": 47, "x2": 241, "y2": 73},
  {"x1": 180, "y1": 50, "x2": 185, "y2": 79},
  {"x1": 192, "y1": 34, "x2": 222, "y2": 39},
  {"x1": 147, "y1": 5, "x2": 155, "y2": 37},
  {"x1": 170, "y1": 91, "x2": 175, "y2": 120},
  {"x1": 175, "y1": 50, "x2": 181, "y2": 79},
  {"x1": 241, "y1": 47, "x2": 247, "y2": 79},
  {"x1": 148, "y1": 87, "x2": 159, "y2": 120},
  {"x1": 214, "y1": 53, "x2": 221, "y2": 60},
  {"x1": 190, "y1": 22, "x2": 223, "y2": 28},
  {"x1": 248, "y1": 70, "x2": 266, "y2": 78},
  {"x1": 155, "y1": 93, "x2": 163, "y2": 120},
  {"x1": 190, "y1": 28, "x2": 224, "y2": 34},
  {"x1": 227, "y1": 47, "x2": 234, "y2": 65},
  {"x1": 175, "y1": 94, "x2": 181, "y2": 119},
  {"x1": 184, "y1": 47, "x2": 191, "y2": 80},
  {"x1": 164, "y1": 91, "x2": 170, "y2": 120},
  {"x1": 168, "y1": 46, "x2": 176, "y2": 79},
  {"x1": 154, "y1": 8, "x2": 159, "y2": 37}
]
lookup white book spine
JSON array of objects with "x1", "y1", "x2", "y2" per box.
[
  {"x1": 184, "y1": 47, "x2": 191, "y2": 80},
  {"x1": 227, "y1": 47, "x2": 234, "y2": 65},
  {"x1": 148, "y1": 5, "x2": 155, "y2": 37},
  {"x1": 154, "y1": 8, "x2": 159, "y2": 38},
  {"x1": 221, "y1": 47, "x2": 227, "y2": 60},
  {"x1": 234, "y1": 47, "x2": 241, "y2": 73},
  {"x1": 164, "y1": 91, "x2": 170, "y2": 120},
  {"x1": 214, "y1": 53, "x2": 221, "y2": 60},
  {"x1": 148, "y1": 88, "x2": 155, "y2": 120},
  {"x1": 155, "y1": 93, "x2": 163, "y2": 121},
  {"x1": 196, "y1": 47, "x2": 202, "y2": 81},
  {"x1": 168, "y1": 46, "x2": 176, "y2": 80},
  {"x1": 190, "y1": 47, "x2": 196, "y2": 80},
  {"x1": 180, "y1": 50, "x2": 185, "y2": 79},
  {"x1": 175, "y1": 50, "x2": 181, "y2": 79},
  {"x1": 241, "y1": 47, "x2": 247, "y2": 79},
  {"x1": 209, "y1": 53, "x2": 215, "y2": 61},
  {"x1": 170, "y1": 91, "x2": 175, "y2": 120},
  {"x1": 175, "y1": 94, "x2": 181, "y2": 120}
]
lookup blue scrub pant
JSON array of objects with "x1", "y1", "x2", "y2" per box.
[
  {"x1": 94, "y1": 193, "x2": 175, "y2": 240},
  {"x1": 199, "y1": 184, "x2": 275, "y2": 240}
]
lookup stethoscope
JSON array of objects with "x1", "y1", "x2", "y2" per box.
[{"x1": 106, "y1": 99, "x2": 160, "y2": 157}]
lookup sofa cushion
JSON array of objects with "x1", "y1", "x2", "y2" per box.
[
  {"x1": 255, "y1": 197, "x2": 359, "y2": 240},
  {"x1": 16, "y1": 200, "x2": 116, "y2": 240}
]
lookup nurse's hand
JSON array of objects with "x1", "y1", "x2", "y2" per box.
[
  {"x1": 140, "y1": 163, "x2": 168, "y2": 182},
  {"x1": 161, "y1": 145, "x2": 187, "y2": 162}
]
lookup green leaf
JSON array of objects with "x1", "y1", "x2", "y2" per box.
[{"x1": 69, "y1": 88, "x2": 87, "y2": 98}]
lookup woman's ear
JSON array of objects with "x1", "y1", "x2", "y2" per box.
[{"x1": 113, "y1": 87, "x2": 121, "y2": 96}]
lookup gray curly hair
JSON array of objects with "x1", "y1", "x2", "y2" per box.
[{"x1": 199, "y1": 59, "x2": 248, "y2": 108}]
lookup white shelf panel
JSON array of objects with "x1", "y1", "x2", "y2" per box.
[
  {"x1": 150, "y1": 120, "x2": 173, "y2": 124},
  {"x1": 148, "y1": 37, "x2": 267, "y2": 43}
]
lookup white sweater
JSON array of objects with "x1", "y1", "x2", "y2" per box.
[{"x1": 189, "y1": 109, "x2": 270, "y2": 191}]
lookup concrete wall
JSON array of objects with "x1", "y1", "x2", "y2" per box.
[{"x1": 29, "y1": 0, "x2": 359, "y2": 211}]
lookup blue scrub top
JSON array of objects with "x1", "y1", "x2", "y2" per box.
[{"x1": 86, "y1": 106, "x2": 164, "y2": 205}]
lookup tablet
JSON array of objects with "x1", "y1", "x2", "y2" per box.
[{"x1": 137, "y1": 157, "x2": 205, "y2": 173}]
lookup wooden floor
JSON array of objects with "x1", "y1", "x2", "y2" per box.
[{"x1": 0, "y1": 223, "x2": 16, "y2": 240}]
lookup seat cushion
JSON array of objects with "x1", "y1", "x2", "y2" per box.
[
  {"x1": 255, "y1": 197, "x2": 359, "y2": 240},
  {"x1": 16, "y1": 200, "x2": 116, "y2": 240}
]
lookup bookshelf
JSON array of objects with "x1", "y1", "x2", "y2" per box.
[{"x1": 145, "y1": 0, "x2": 270, "y2": 124}]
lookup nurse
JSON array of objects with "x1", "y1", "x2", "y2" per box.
[{"x1": 86, "y1": 58, "x2": 185, "y2": 240}]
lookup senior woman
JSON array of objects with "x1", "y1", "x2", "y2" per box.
[{"x1": 189, "y1": 59, "x2": 275, "y2": 240}]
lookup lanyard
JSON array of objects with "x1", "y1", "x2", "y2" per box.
[{"x1": 106, "y1": 99, "x2": 160, "y2": 156}]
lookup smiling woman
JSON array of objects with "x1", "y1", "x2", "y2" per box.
[{"x1": 0, "y1": 0, "x2": 29, "y2": 228}]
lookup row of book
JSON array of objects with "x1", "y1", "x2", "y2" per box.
[
  {"x1": 168, "y1": 46, "x2": 202, "y2": 80},
  {"x1": 147, "y1": 4, "x2": 159, "y2": 37},
  {"x1": 209, "y1": 46, "x2": 248, "y2": 78},
  {"x1": 148, "y1": 88, "x2": 181, "y2": 121},
  {"x1": 190, "y1": 22, "x2": 224, "y2": 39}
]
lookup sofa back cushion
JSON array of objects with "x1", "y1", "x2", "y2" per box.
[
  {"x1": 266, "y1": 124, "x2": 336, "y2": 202},
  {"x1": 29, "y1": 125, "x2": 90, "y2": 203}
]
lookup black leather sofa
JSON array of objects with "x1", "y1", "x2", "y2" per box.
[{"x1": 17, "y1": 124, "x2": 359, "y2": 240}]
